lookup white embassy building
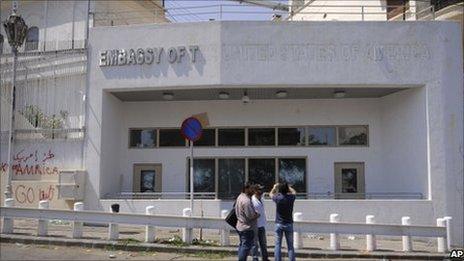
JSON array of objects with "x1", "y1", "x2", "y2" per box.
[{"x1": 0, "y1": 0, "x2": 463, "y2": 246}]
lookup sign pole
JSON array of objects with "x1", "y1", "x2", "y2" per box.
[
  {"x1": 189, "y1": 141, "x2": 194, "y2": 215},
  {"x1": 181, "y1": 116, "x2": 204, "y2": 217}
]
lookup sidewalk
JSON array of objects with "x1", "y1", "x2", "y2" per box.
[{"x1": 0, "y1": 218, "x2": 448, "y2": 260}]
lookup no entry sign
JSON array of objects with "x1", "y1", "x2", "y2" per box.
[{"x1": 181, "y1": 117, "x2": 203, "y2": 142}]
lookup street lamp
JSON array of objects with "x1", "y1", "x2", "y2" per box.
[{"x1": 3, "y1": 4, "x2": 28, "y2": 199}]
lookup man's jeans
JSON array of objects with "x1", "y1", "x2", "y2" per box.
[
  {"x1": 252, "y1": 227, "x2": 269, "y2": 261},
  {"x1": 275, "y1": 223, "x2": 295, "y2": 261},
  {"x1": 238, "y1": 229, "x2": 254, "y2": 261}
]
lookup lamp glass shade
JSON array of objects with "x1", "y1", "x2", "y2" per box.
[{"x1": 3, "y1": 12, "x2": 28, "y2": 49}]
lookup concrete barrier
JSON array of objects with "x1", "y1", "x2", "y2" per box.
[
  {"x1": 329, "y1": 213, "x2": 340, "y2": 250},
  {"x1": 293, "y1": 212, "x2": 303, "y2": 249},
  {"x1": 365, "y1": 215, "x2": 376, "y2": 251},
  {"x1": 401, "y1": 216, "x2": 412, "y2": 252},
  {"x1": 72, "y1": 202, "x2": 84, "y2": 238},
  {"x1": 220, "y1": 209, "x2": 230, "y2": 246},
  {"x1": 436, "y1": 218, "x2": 447, "y2": 252},
  {"x1": 182, "y1": 208, "x2": 192, "y2": 243},
  {"x1": 145, "y1": 206, "x2": 156, "y2": 243},
  {"x1": 1, "y1": 198, "x2": 15, "y2": 234},
  {"x1": 37, "y1": 200, "x2": 49, "y2": 236},
  {"x1": 0, "y1": 206, "x2": 451, "y2": 252},
  {"x1": 108, "y1": 205, "x2": 119, "y2": 240}
]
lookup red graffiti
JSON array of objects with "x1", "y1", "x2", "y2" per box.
[
  {"x1": 1, "y1": 163, "x2": 7, "y2": 172},
  {"x1": 13, "y1": 149, "x2": 55, "y2": 163},
  {"x1": 14, "y1": 184, "x2": 55, "y2": 204},
  {"x1": 39, "y1": 185, "x2": 55, "y2": 201},
  {"x1": 1, "y1": 148, "x2": 59, "y2": 176},
  {"x1": 12, "y1": 164, "x2": 59, "y2": 175},
  {"x1": 14, "y1": 185, "x2": 35, "y2": 204},
  {"x1": 42, "y1": 149, "x2": 55, "y2": 162}
]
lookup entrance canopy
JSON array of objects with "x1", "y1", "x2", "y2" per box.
[{"x1": 111, "y1": 87, "x2": 407, "y2": 102}]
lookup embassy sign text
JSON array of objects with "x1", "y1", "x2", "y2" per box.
[{"x1": 99, "y1": 45, "x2": 200, "y2": 67}]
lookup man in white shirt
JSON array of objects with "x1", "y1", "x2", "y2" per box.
[
  {"x1": 251, "y1": 184, "x2": 269, "y2": 261},
  {"x1": 236, "y1": 183, "x2": 260, "y2": 261}
]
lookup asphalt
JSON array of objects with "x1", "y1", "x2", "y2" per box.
[{"x1": 0, "y1": 234, "x2": 449, "y2": 260}]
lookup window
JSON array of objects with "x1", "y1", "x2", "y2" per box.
[
  {"x1": 218, "y1": 128, "x2": 245, "y2": 146},
  {"x1": 218, "y1": 159, "x2": 245, "y2": 199},
  {"x1": 308, "y1": 127, "x2": 336, "y2": 146},
  {"x1": 129, "y1": 129, "x2": 156, "y2": 148},
  {"x1": 159, "y1": 129, "x2": 185, "y2": 147},
  {"x1": 193, "y1": 129, "x2": 215, "y2": 146},
  {"x1": 188, "y1": 159, "x2": 215, "y2": 193},
  {"x1": 278, "y1": 127, "x2": 305, "y2": 146},
  {"x1": 184, "y1": 157, "x2": 307, "y2": 199},
  {"x1": 25, "y1": 26, "x2": 39, "y2": 51},
  {"x1": 338, "y1": 126, "x2": 368, "y2": 146},
  {"x1": 127, "y1": 125, "x2": 368, "y2": 148},
  {"x1": 248, "y1": 158, "x2": 275, "y2": 192},
  {"x1": 248, "y1": 128, "x2": 275, "y2": 146},
  {"x1": 279, "y1": 158, "x2": 306, "y2": 193}
]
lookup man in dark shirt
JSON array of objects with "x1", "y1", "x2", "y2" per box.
[{"x1": 270, "y1": 182, "x2": 296, "y2": 261}]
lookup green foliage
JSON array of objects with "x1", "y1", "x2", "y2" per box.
[
  {"x1": 187, "y1": 251, "x2": 231, "y2": 259},
  {"x1": 119, "y1": 238, "x2": 141, "y2": 244},
  {"x1": 20, "y1": 105, "x2": 69, "y2": 139},
  {"x1": 191, "y1": 238, "x2": 219, "y2": 247},
  {"x1": 156, "y1": 235, "x2": 188, "y2": 247}
]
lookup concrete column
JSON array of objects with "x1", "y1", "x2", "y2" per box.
[
  {"x1": 1, "y1": 198, "x2": 15, "y2": 234},
  {"x1": 145, "y1": 206, "x2": 156, "y2": 243},
  {"x1": 401, "y1": 216, "x2": 412, "y2": 252},
  {"x1": 108, "y1": 206, "x2": 119, "y2": 241},
  {"x1": 72, "y1": 202, "x2": 84, "y2": 238},
  {"x1": 329, "y1": 213, "x2": 340, "y2": 250},
  {"x1": 443, "y1": 216, "x2": 452, "y2": 251},
  {"x1": 437, "y1": 218, "x2": 447, "y2": 252},
  {"x1": 293, "y1": 212, "x2": 303, "y2": 249},
  {"x1": 220, "y1": 209, "x2": 230, "y2": 246},
  {"x1": 182, "y1": 208, "x2": 192, "y2": 244},
  {"x1": 37, "y1": 200, "x2": 49, "y2": 236},
  {"x1": 365, "y1": 215, "x2": 376, "y2": 251}
]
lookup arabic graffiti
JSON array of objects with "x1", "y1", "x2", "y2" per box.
[{"x1": 1, "y1": 149, "x2": 59, "y2": 176}]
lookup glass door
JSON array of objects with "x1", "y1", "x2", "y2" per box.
[
  {"x1": 133, "y1": 164, "x2": 162, "y2": 194},
  {"x1": 334, "y1": 162, "x2": 365, "y2": 199}
]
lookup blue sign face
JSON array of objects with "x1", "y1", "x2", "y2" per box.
[{"x1": 181, "y1": 117, "x2": 203, "y2": 142}]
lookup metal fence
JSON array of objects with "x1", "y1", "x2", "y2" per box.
[
  {"x1": 91, "y1": 2, "x2": 446, "y2": 23},
  {"x1": 0, "y1": 49, "x2": 86, "y2": 142}
]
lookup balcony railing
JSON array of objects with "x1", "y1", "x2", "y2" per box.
[{"x1": 105, "y1": 191, "x2": 424, "y2": 200}]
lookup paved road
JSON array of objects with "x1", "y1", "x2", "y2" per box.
[
  {"x1": 0, "y1": 242, "x2": 382, "y2": 260},
  {"x1": 0, "y1": 242, "x2": 230, "y2": 260}
]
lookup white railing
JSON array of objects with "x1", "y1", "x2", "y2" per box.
[
  {"x1": 105, "y1": 191, "x2": 423, "y2": 200},
  {"x1": 0, "y1": 199, "x2": 452, "y2": 253},
  {"x1": 105, "y1": 191, "x2": 216, "y2": 199}
]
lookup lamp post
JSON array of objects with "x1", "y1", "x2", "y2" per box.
[{"x1": 3, "y1": 3, "x2": 28, "y2": 199}]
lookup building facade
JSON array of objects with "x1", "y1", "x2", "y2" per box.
[{"x1": 1, "y1": 1, "x2": 463, "y2": 246}]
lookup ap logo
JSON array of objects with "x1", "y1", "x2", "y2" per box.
[{"x1": 450, "y1": 249, "x2": 464, "y2": 260}]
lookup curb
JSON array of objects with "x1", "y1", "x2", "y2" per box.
[{"x1": 0, "y1": 234, "x2": 448, "y2": 260}]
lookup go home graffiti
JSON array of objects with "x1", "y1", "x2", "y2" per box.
[{"x1": 14, "y1": 184, "x2": 55, "y2": 204}]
